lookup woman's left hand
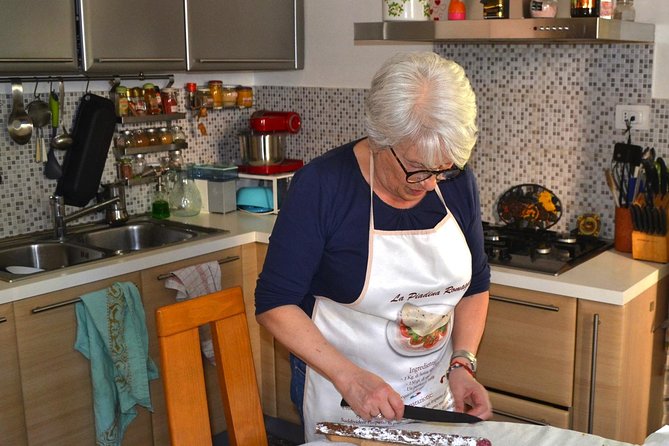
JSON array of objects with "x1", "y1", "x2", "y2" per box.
[{"x1": 448, "y1": 367, "x2": 493, "y2": 420}]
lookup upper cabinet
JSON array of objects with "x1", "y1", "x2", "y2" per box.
[
  {"x1": 77, "y1": 0, "x2": 188, "y2": 73},
  {"x1": 186, "y1": 0, "x2": 304, "y2": 71},
  {"x1": 0, "y1": 0, "x2": 79, "y2": 74}
]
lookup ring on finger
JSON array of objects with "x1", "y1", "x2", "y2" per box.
[{"x1": 375, "y1": 413, "x2": 383, "y2": 419}]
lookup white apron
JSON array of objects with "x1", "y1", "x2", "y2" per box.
[{"x1": 302, "y1": 152, "x2": 473, "y2": 442}]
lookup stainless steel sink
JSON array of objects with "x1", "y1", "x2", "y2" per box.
[
  {"x1": 0, "y1": 241, "x2": 107, "y2": 282},
  {"x1": 0, "y1": 217, "x2": 227, "y2": 282},
  {"x1": 71, "y1": 221, "x2": 199, "y2": 254}
]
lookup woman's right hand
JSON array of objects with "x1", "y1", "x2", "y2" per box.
[{"x1": 333, "y1": 367, "x2": 405, "y2": 421}]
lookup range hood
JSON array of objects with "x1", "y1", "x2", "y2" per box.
[{"x1": 354, "y1": 18, "x2": 654, "y2": 44}]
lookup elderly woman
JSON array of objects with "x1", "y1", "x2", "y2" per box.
[{"x1": 255, "y1": 51, "x2": 492, "y2": 442}]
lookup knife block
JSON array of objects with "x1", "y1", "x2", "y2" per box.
[{"x1": 631, "y1": 231, "x2": 669, "y2": 263}]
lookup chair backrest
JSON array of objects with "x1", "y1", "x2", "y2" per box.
[{"x1": 156, "y1": 286, "x2": 268, "y2": 446}]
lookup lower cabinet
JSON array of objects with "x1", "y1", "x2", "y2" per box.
[
  {"x1": 477, "y1": 281, "x2": 667, "y2": 444},
  {"x1": 13, "y1": 272, "x2": 152, "y2": 446},
  {"x1": 0, "y1": 302, "x2": 28, "y2": 445},
  {"x1": 141, "y1": 247, "x2": 243, "y2": 446}
]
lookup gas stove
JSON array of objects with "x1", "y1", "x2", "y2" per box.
[{"x1": 482, "y1": 222, "x2": 613, "y2": 276}]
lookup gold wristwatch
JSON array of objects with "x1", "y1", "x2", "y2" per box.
[{"x1": 451, "y1": 349, "x2": 477, "y2": 373}]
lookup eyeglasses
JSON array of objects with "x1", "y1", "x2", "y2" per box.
[{"x1": 389, "y1": 146, "x2": 464, "y2": 184}]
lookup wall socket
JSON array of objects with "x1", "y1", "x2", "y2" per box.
[{"x1": 615, "y1": 104, "x2": 651, "y2": 130}]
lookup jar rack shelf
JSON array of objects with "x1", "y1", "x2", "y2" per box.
[
  {"x1": 118, "y1": 141, "x2": 187, "y2": 157},
  {"x1": 117, "y1": 112, "x2": 186, "y2": 125}
]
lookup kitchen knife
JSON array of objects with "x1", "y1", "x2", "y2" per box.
[{"x1": 340, "y1": 399, "x2": 482, "y2": 424}]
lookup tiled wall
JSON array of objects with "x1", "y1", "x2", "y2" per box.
[{"x1": 0, "y1": 43, "x2": 659, "y2": 239}]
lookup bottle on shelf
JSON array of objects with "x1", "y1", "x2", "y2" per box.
[
  {"x1": 613, "y1": 0, "x2": 635, "y2": 21},
  {"x1": 570, "y1": 0, "x2": 598, "y2": 17},
  {"x1": 448, "y1": 0, "x2": 466, "y2": 20}
]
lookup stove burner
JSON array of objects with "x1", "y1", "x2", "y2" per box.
[
  {"x1": 482, "y1": 222, "x2": 612, "y2": 275},
  {"x1": 556, "y1": 233, "x2": 578, "y2": 244},
  {"x1": 535, "y1": 243, "x2": 552, "y2": 255}
]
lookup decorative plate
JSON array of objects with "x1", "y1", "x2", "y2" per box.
[{"x1": 496, "y1": 184, "x2": 562, "y2": 229}]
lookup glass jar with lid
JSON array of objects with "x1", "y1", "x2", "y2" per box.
[
  {"x1": 158, "y1": 127, "x2": 173, "y2": 145},
  {"x1": 222, "y1": 85, "x2": 238, "y2": 108},
  {"x1": 129, "y1": 87, "x2": 147, "y2": 116},
  {"x1": 613, "y1": 0, "x2": 635, "y2": 21},
  {"x1": 115, "y1": 86, "x2": 130, "y2": 117},
  {"x1": 168, "y1": 149, "x2": 183, "y2": 170},
  {"x1": 143, "y1": 83, "x2": 163, "y2": 115},
  {"x1": 209, "y1": 80, "x2": 224, "y2": 109},
  {"x1": 160, "y1": 87, "x2": 179, "y2": 114},
  {"x1": 146, "y1": 127, "x2": 160, "y2": 146},
  {"x1": 132, "y1": 129, "x2": 149, "y2": 147},
  {"x1": 530, "y1": 0, "x2": 557, "y2": 17},
  {"x1": 171, "y1": 125, "x2": 187, "y2": 143},
  {"x1": 570, "y1": 0, "x2": 598, "y2": 17},
  {"x1": 115, "y1": 129, "x2": 133, "y2": 149},
  {"x1": 195, "y1": 87, "x2": 213, "y2": 109},
  {"x1": 236, "y1": 86, "x2": 253, "y2": 108},
  {"x1": 133, "y1": 153, "x2": 146, "y2": 176}
]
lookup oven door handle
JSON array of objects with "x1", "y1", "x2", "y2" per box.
[{"x1": 490, "y1": 295, "x2": 560, "y2": 312}]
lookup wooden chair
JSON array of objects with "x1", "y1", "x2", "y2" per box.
[{"x1": 156, "y1": 286, "x2": 268, "y2": 446}]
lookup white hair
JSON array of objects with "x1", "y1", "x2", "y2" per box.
[{"x1": 364, "y1": 52, "x2": 478, "y2": 168}]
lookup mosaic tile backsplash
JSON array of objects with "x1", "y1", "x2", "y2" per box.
[{"x1": 0, "y1": 43, "x2": 660, "y2": 240}]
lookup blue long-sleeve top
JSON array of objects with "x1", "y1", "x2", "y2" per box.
[{"x1": 255, "y1": 140, "x2": 490, "y2": 317}]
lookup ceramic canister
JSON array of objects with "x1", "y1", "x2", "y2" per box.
[{"x1": 383, "y1": 0, "x2": 431, "y2": 21}]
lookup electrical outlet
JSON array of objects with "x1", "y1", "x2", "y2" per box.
[{"x1": 615, "y1": 104, "x2": 651, "y2": 130}]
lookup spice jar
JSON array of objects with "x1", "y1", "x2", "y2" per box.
[
  {"x1": 236, "y1": 86, "x2": 253, "y2": 108},
  {"x1": 132, "y1": 153, "x2": 146, "y2": 176},
  {"x1": 570, "y1": 0, "x2": 598, "y2": 17},
  {"x1": 160, "y1": 87, "x2": 179, "y2": 114},
  {"x1": 185, "y1": 83, "x2": 197, "y2": 109},
  {"x1": 158, "y1": 127, "x2": 173, "y2": 145},
  {"x1": 115, "y1": 130, "x2": 133, "y2": 149},
  {"x1": 209, "y1": 80, "x2": 224, "y2": 109},
  {"x1": 132, "y1": 129, "x2": 149, "y2": 147},
  {"x1": 221, "y1": 85, "x2": 238, "y2": 108},
  {"x1": 115, "y1": 86, "x2": 130, "y2": 117},
  {"x1": 146, "y1": 127, "x2": 160, "y2": 146},
  {"x1": 168, "y1": 149, "x2": 183, "y2": 170},
  {"x1": 530, "y1": 0, "x2": 558, "y2": 17},
  {"x1": 613, "y1": 0, "x2": 635, "y2": 21},
  {"x1": 129, "y1": 87, "x2": 147, "y2": 116},
  {"x1": 143, "y1": 83, "x2": 163, "y2": 115},
  {"x1": 118, "y1": 157, "x2": 134, "y2": 180},
  {"x1": 195, "y1": 87, "x2": 213, "y2": 109},
  {"x1": 171, "y1": 125, "x2": 187, "y2": 143}
]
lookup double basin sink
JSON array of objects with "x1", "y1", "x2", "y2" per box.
[{"x1": 0, "y1": 217, "x2": 227, "y2": 282}]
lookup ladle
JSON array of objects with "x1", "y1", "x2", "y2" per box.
[
  {"x1": 50, "y1": 80, "x2": 73, "y2": 150},
  {"x1": 7, "y1": 81, "x2": 33, "y2": 145}
]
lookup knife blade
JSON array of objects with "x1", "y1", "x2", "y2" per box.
[{"x1": 340, "y1": 399, "x2": 482, "y2": 424}]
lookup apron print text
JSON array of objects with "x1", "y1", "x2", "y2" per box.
[{"x1": 389, "y1": 280, "x2": 471, "y2": 303}]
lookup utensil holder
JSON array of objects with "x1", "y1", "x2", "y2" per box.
[
  {"x1": 631, "y1": 231, "x2": 669, "y2": 263},
  {"x1": 614, "y1": 207, "x2": 633, "y2": 253}
]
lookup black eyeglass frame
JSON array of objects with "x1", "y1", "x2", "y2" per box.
[{"x1": 388, "y1": 146, "x2": 464, "y2": 184}]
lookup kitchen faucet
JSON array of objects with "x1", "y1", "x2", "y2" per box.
[{"x1": 49, "y1": 182, "x2": 129, "y2": 240}]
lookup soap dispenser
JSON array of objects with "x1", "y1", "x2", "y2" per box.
[{"x1": 152, "y1": 176, "x2": 170, "y2": 220}]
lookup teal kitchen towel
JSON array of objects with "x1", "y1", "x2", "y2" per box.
[{"x1": 74, "y1": 281, "x2": 158, "y2": 446}]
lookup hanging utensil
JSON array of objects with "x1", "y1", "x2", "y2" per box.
[
  {"x1": 27, "y1": 82, "x2": 52, "y2": 163},
  {"x1": 7, "y1": 80, "x2": 33, "y2": 145},
  {"x1": 50, "y1": 80, "x2": 73, "y2": 150}
]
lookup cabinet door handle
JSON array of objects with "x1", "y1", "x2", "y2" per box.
[
  {"x1": 0, "y1": 316, "x2": 7, "y2": 324},
  {"x1": 0, "y1": 58, "x2": 74, "y2": 63},
  {"x1": 492, "y1": 409, "x2": 548, "y2": 425},
  {"x1": 156, "y1": 256, "x2": 241, "y2": 281},
  {"x1": 95, "y1": 58, "x2": 186, "y2": 63},
  {"x1": 490, "y1": 295, "x2": 560, "y2": 312},
  {"x1": 197, "y1": 58, "x2": 294, "y2": 63},
  {"x1": 588, "y1": 313, "x2": 600, "y2": 434}
]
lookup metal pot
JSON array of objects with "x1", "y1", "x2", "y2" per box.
[{"x1": 239, "y1": 131, "x2": 286, "y2": 166}]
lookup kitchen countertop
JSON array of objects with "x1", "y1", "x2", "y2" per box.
[{"x1": 0, "y1": 211, "x2": 666, "y2": 306}]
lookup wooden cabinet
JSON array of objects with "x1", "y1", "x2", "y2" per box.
[
  {"x1": 141, "y1": 247, "x2": 243, "y2": 445},
  {"x1": 186, "y1": 0, "x2": 304, "y2": 71},
  {"x1": 0, "y1": 303, "x2": 28, "y2": 445},
  {"x1": 78, "y1": 0, "x2": 187, "y2": 73},
  {"x1": 13, "y1": 272, "x2": 152, "y2": 446},
  {"x1": 477, "y1": 281, "x2": 667, "y2": 444},
  {"x1": 572, "y1": 277, "x2": 668, "y2": 444},
  {"x1": 0, "y1": 0, "x2": 79, "y2": 74}
]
